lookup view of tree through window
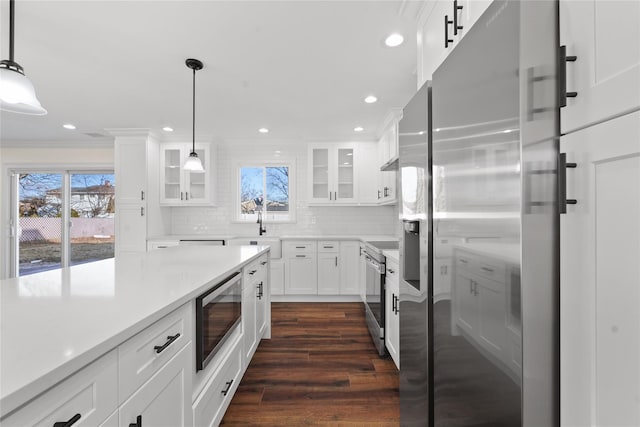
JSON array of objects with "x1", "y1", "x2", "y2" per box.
[
  {"x1": 240, "y1": 166, "x2": 290, "y2": 220},
  {"x1": 17, "y1": 172, "x2": 115, "y2": 276}
]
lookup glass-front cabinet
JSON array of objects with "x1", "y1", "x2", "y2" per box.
[
  {"x1": 160, "y1": 143, "x2": 213, "y2": 206},
  {"x1": 308, "y1": 143, "x2": 357, "y2": 204}
]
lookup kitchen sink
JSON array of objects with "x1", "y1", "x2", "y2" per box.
[{"x1": 226, "y1": 237, "x2": 282, "y2": 259}]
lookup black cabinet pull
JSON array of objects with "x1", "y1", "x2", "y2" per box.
[
  {"x1": 257, "y1": 281, "x2": 263, "y2": 299},
  {"x1": 558, "y1": 153, "x2": 578, "y2": 214},
  {"x1": 445, "y1": 15, "x2": 454, "y2": 48},
  {"x1": 558, "y1": 45, "x2": 578, "y2": 108},
  {"x1": 249, "y1": 269, "x2": 257, "y2": 275},
  {"x1": 141, "y1": 190, "x2": 145, "y2": 201},
  {"x1": 260, "y1": 261, "x2": 267, "y2": 265},
  {"x1": 221, "y1": 379, "x2": 234, "y2": 396},
  {"x1": 154, "y1": 333, "x2": 181, "y2": 354},
  {"x1": 481, "y1": 267, "x2": 494, "y2": 273},
  {"x1": 53, "y1": 413, "x2": 81, "y2": 427},
  {"x1": 453, "y1": 0, "x2": 463, "y2": 35},
  {"x1": 129, "y1": 415, "x2": 142, "y2": 427}
]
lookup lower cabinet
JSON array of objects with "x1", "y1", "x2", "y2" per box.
[
  {"x1": 318, "y1": 242, "x2": 340, "y2": 295},
  {"x1": 192, "y1": 337, "x2": 243, "y2": 427},
  {"x1": 359, "y1": 243, "x2": 367, "y2": 302},
  {"x1": 339, "y1": 241, "x2": 360, "y2": 295},
  {"x1": 284, "y1": 241, "x2": 318, "y2": 295},
  {"x1": 119, "y1": 343, "x2": 193, "y2": 427},
  {"x1": 385, "y1": 258, "x2": 400, "y2": 369},
  {"x1": 243, "y1": 254, "x2": 270, "y2": 363},
  {"x1": 270, "y1": 259, "x2": 285, "y2": 295}
]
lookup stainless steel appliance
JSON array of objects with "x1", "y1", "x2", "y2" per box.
[
  {"x1": 400, "y1": 1, "x2": 560, "y2": 426},
  {"x1": 363, "y1": 240, "x2": 399, "y2": 356},
  {"x1": 195, "y1": 272, "x2": 242, "y2": 371}
]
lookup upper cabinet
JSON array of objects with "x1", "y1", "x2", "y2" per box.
[
  {"x1": 378, "y1": 110, "x2": 401, "y2": 205},
  {"x1": 417, "y1": 0, "x2": 491, "y2": 87},
  {"x1": 308, "y1": 143, "x2": 358, "y2": 205},
  {"x1": 160, "y1": 142, "x2": 215, "y2": 206},
  {"x1": 559, "y1": 0, "x2": 640, "y2": 134}
]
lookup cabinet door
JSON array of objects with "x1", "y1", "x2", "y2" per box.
[
  {"x1": 475, "y1": 276, "x2": 507, "y2": 360},
  {"x1": 417, "y1": 0, "x2": 454, "y2": 85},
  {"x1": 285, "y1": 255, "x2": 318, "y2": 295},
  {"x1": 270, "y1": 260, "x2": 285, "y2": 295},
  {"x1": 310, "y1": 147, "x2": 331, "y2": 203},
  {"x1": 335, "y1": 147, "x2": 356, "y2": 203},
  {"x1": 385, "y1": 265, "x2": 400, "y2": 369},
  {"x1": 243, "y1": 282, "x2": 257, "y2": 361},
  {"x1": 453, "y1": 271, "x2": 477, "y2": 336},
  {"x1": 116, "y1": 140, "x2": 147, "y2": 204},
  {"x1": 160, "y1": 145, "x2": 183, "y2": 204},
  {"x1": 256, "y1": 276, "x2": 268, "y2": 339},
  {"x1": 339, "y1": 241, "x2": 360, "y2": 295},
  {"x1": 115, "y1": 204, "x2": 146, "y2": 253},
  {"x1": 359, "y1": 244, "x2": 367, "y2": 302},
  {"x1": 560, "y1": 111, "x2": 640, "y2": 427},
  {"x1": 560, "y1": 0, "x2": 640, "y2": 133},
  {"x1": 183, "y1": 145, "x2": 211, "y2": 205},
  {"x1": 357, "y1": 142, "x2": 380, "y2": 204},
  {"x1": 317, "y1": 253, "x2": 340, "y2": 295},
  {"x1": 119, "y1": 343, "x2": 193, "y2": 427}
]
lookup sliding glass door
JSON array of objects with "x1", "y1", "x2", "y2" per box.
[{"x1": 12, "y1": 170, "x2": 115, "y2": 277}]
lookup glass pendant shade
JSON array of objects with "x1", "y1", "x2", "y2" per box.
[
  {"x1": 0, "y1": 67, "x2": 47, "y2": 115},
  {"x1": 183, "y1": 151, "x2": 204, "y2": 172}
]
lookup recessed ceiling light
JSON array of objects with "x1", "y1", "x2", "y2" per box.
[
  {"x1": 259, "y1": 128, "x2": 269, "y2": 133},
  {"x1": 354, "y1": 126, "x2": 364, "y2": 132},
  {"x1": 385, "y1": 33, "x2": 404, "y2": 47},
  {"x1": 364, "y1": 95, "x2": 377, "y2": 104},
  {"x1": 162, "y1": 126, "x2": 174, "y2": 132},
  {"x1": 62, "y1": 124, "x2": 76, "y2": 130}
]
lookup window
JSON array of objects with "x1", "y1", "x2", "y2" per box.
[
  {"x1": 11, "y1": 170, "x2": 115, "y2": 277},
  {"x1": 238, "y1": 165, "x2": 293, "y2": 222}
]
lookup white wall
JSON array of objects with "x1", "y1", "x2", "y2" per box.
[
  {"x1": 169, "y1": 140, "x2": 397, "y2": 236},
  {"x1": 0, "y1": 145, "x2": 114, "y2": 278}
]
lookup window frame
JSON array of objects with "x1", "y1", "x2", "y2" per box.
[{"x1": 234, "y1": 161, "x2": 296, "y2": 224}]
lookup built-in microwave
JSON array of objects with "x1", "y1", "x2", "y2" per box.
[{"x1": 195, "y1": 272, "x2": 242, "y2": 371}]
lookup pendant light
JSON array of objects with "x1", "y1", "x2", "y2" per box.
[
  {"x1": 0, "y1": 0, "x2": 46, "y2": 115},
  {"x1": 183, "y1": 58, "x2": 205, "y2": 172}
]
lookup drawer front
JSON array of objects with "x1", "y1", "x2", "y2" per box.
[
  {"x1": 283, "y1": 240, "x2": 317, "y2": 255},
  {"x1": 2, "y1": 351, "x2": 118, "y2": 427},
  {"x1": 456, "y1": 251, "x2": 506, "y2": 283},
  {"x1": 456, "y1": 252, "x2": 476, "y2": 272},
  {"x1": 318, "y1": 240, "x2": 339, "y2": 253},
  {"x1": 244, "y1": 255, "x2": 269, "y2": 285},
  {"x1": 193, "y1": 338, "x2": 243, "y2": 427},
  {"x1": 118, "y1": 302, "x2": 193, "y2": 404}
]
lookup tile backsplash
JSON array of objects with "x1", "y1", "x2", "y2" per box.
[{"x1": 170, "y1": 140, "x2": 398, "y2": 236}]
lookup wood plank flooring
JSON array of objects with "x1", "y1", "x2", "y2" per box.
[{"x1": 221, "y1": 302, "x2": 400, "y2": 426}]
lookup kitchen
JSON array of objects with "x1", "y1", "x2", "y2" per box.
[{"x1": 1, "y1": 1, "x2": 639, "y2": 426}]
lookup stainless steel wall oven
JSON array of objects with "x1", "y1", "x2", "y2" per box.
[{"x1": 195, "y1": 272, "x2": 242, "y2": 371}]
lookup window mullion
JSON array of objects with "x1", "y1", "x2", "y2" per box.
[
  {"x1": 61, "y1": 172, "x2": 71, "y2": 269},
  {"x1": 262, "y1": 168, "x2": 267, "y2": 217}
]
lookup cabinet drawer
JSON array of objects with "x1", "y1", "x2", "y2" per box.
[
  {"x1": 193, "y1": 337, "x2": 243, "y2": 427},
  {"x1": 118, "y1": 302, "x2": 193, "y2": 404},
  {"x1": 283, "y1": 241, "x2": 317, "y2": 255},
  {"x1": 244, "y1": 255, "x2": 268, "y2": 285},
  {"x1": 2, "y1": 351, "x2": 118, "y2": 427},
  {"x1": 318, "y1": 241, "x2": 339, "y2": 252},
  {"x1": 456, "y1": 252, "x2": 476, "y2": 272},
  {"x1": 456, "y1": 251, "x2": 506, "y2": 283}
]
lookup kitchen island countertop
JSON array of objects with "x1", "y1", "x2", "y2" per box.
[{"x1": 0, "y1": 245, "x2": 269, "y2": 418}]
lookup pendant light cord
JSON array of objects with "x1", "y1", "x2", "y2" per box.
[
  {"x1": 192, "y1": 66, "x2": 196, "y2": 154},
  {"x1": 9, "y1": 0, "x2": 15, "y2": 62}
]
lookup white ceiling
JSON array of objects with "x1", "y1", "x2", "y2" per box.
[{"x1": 0, "y1": 0, "x2": 423, "y2": 145}]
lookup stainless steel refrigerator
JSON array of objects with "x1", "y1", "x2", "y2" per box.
[{"x1": 399, "y1": 1, "x2": 560, "y2": 425}]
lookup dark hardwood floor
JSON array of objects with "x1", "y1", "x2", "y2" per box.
[{"x1": 221, "y1": 302, "x2": 400, "y2": 426}]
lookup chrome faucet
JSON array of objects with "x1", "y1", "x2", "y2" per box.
[{"x1": 257, "y1": 211, "x2": 266, "y2": 236}]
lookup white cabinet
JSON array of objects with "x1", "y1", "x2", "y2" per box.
[
  {"x1": 359, "y1": 243, "x2": 367, "y2": 302},
  {"x1": 377, "y1": 114, "x2": 400, "y2": 205},
  {"x1": 119, "y1": 343, "x2": 193, "y2": 427},
  {"x1": 242, "y1": 255, "x2": 268, "y2": 363},
  {"x1": 433, "y1": 257, "x2": 452, "y2": 301},
  {"x1": 308, "y1": 143, "x2": 362, "y2": 205},
  {"x1": 357, "y1": 142, "x2": 381, "y2": 205},
  {"x1": 160, "y1": 143, "x2": 214, "y2": 206},
  {"x1": 560, "y1": 110, "x2": 640, "y2": 427},
  {"x1": 147, "y1": 240, "x2": 180, "y2": 251},
  {"x1": 283, "y1": 241, "x2": 318, "y2": 295},
  {"x1": 115, "y1": 139, "x2": 148, "y2": 254},
  {"x1": 1, "y1": 351, "x2": 118, "y2": 427},
  {"x1": 385, "y1": 258, "x2": 400, "y2": 369},
  {"x1": 559, "y1": 0, "x2": 640, "y2": 134},
  {"x1": 270, "y1": 259, "x2": 285, "y2": 295},
  {"x1": 417, "y1": 0, "x2": 491, "y2": 87},
  {"x1": 318, "y1": 241, "x2": 340, "y2": 295},
  {"x1": 339, "y1": 241, "x2": 360, "y2": 295}
]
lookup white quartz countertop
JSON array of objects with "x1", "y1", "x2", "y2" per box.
[
  {"x1": 0, "y1": 245, "x2": 269, "y2": 418},
  {"x1": 453, "y1": 242, "x2": 520, "y2": 265}
]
